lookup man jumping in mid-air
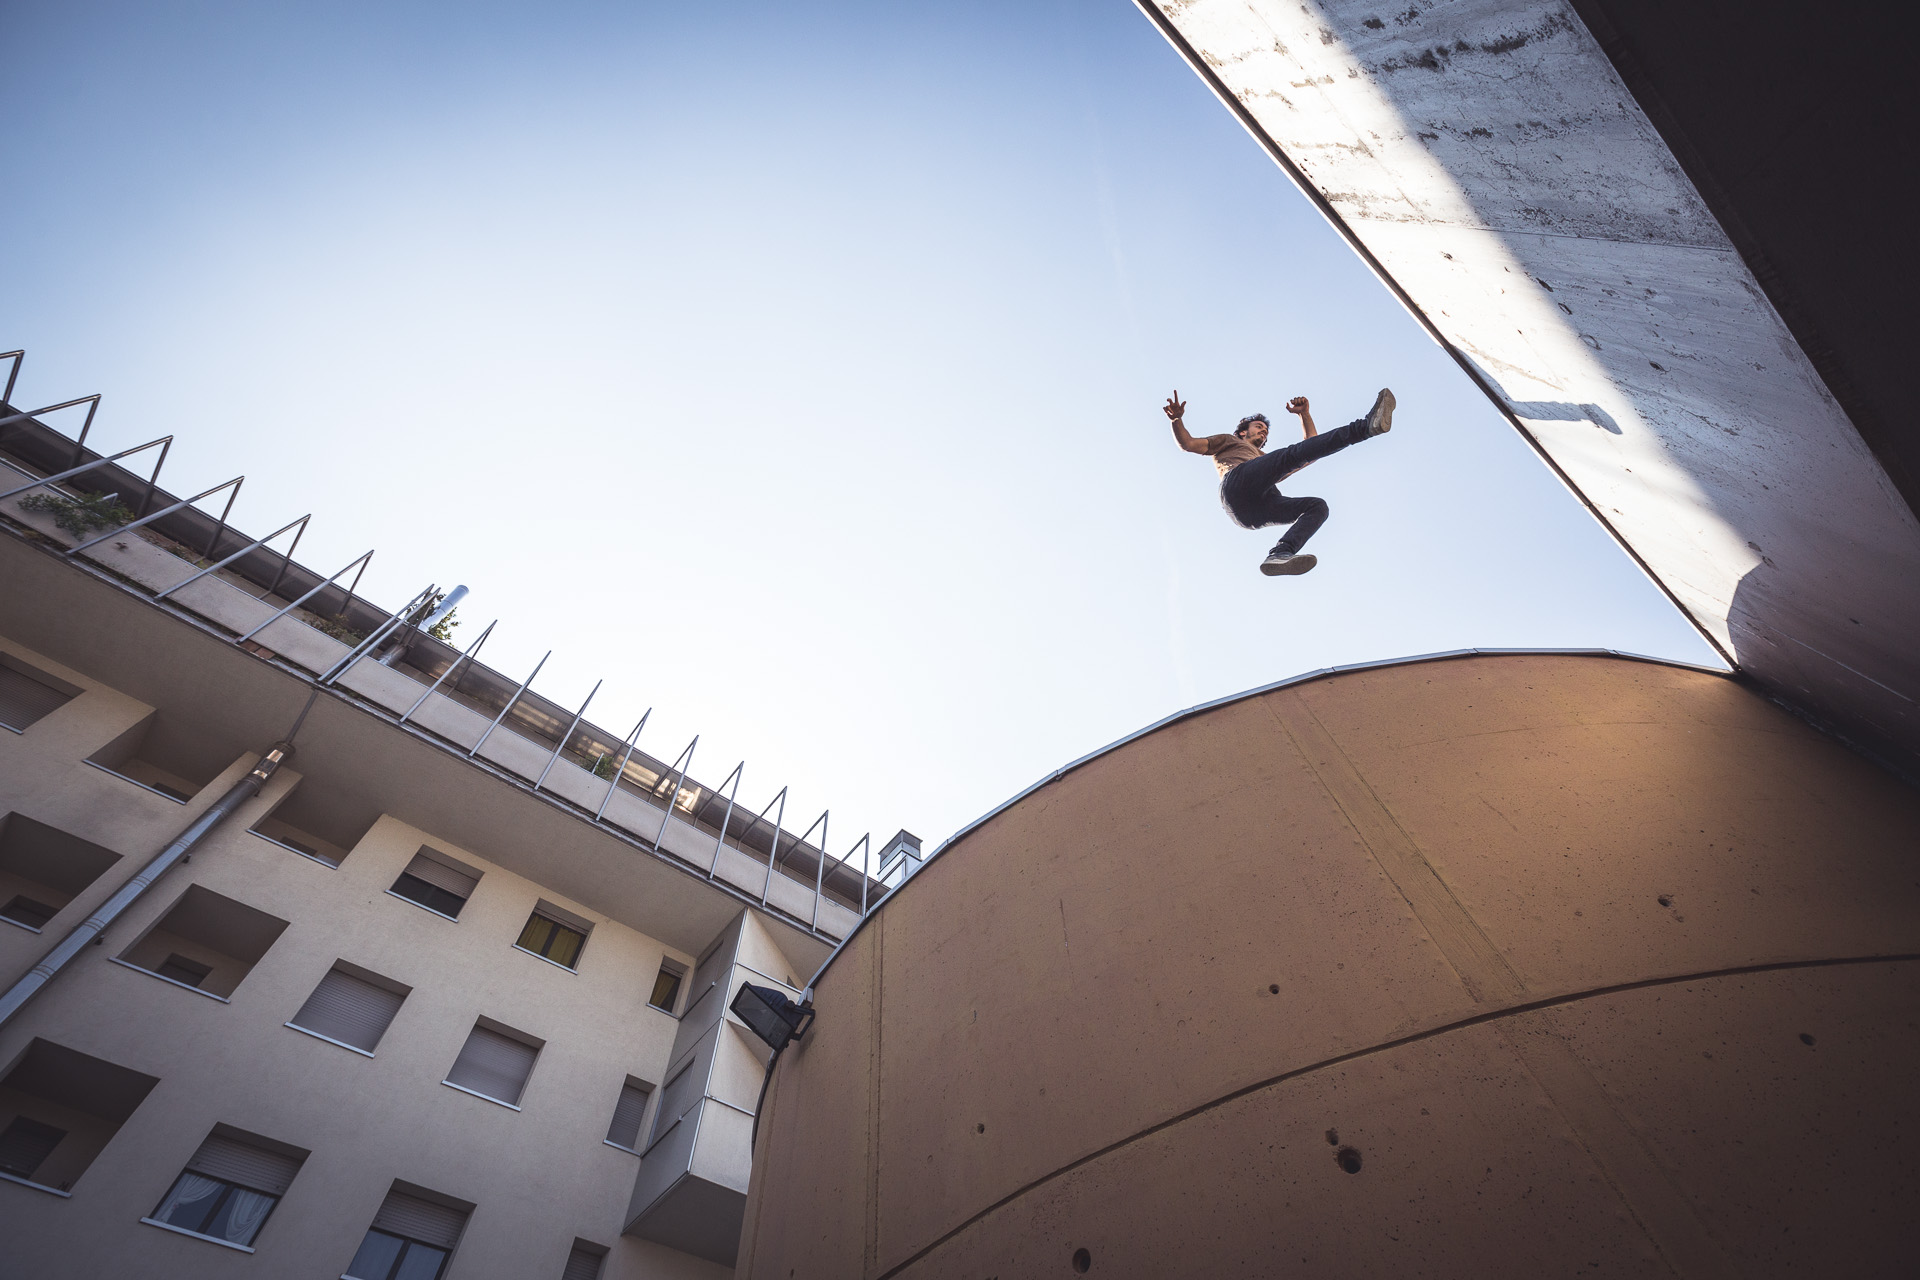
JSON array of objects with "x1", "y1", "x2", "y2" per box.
[{"x1": 1164, "y1": 387, "x2": 1395, "y2": 576}]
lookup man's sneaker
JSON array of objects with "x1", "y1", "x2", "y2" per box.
[
  {"x1": 1260, "y1": 551, "x2": 1318, "y2": 576},
  {"x1": 1365, "y1": 387, "x2": 1396, "y2": 436}
]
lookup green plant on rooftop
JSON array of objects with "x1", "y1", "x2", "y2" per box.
[
  {"x1": 406, "y1": 590, "x2": 461, "y2": 642},
  {"x1": 593, "y1": 753, "x2": 619, "y2": 780},
  {"x1": 18, "y1": 491, "x2": 135, "y2": 536}
]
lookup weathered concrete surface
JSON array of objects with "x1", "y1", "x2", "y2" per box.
[
  {"x1": 739, "y1": 654, "x2": 1920, "y2": 1277},
  {"x1": 1139, "y1": 0, "x2": 1920, "y2": 776}
]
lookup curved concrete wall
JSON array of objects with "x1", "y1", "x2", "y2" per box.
[{"x1": 738, "y1": 654, "x2": 1920, "y2": 1278}]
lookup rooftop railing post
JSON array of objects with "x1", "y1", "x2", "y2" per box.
[
  {"x1": 535, "y1": 679, "x2": 602, "y2": 791},
  {"x1": 0, "y1": 395, "x2": 100, "y2": 449},
  {"x1": 592, "y1": 710, "x2": 650, "y2": 821},
  {"x1": 758, "y1": 788, "x2": 789, "y2": 908},
  {"x1": 0, "y1": 436, "x2": 173, "y2": 505},
  {"x1": 202, "y1": 480, "x2": 241, "y2": 559},
  {"x1": 340, "y1": 555, "x2": 371, "y2": 615},
  {"x1": 235, "y1": 550, "x2": 375, "y2": 645},
  {"x1": 262, "y1": 519, "x2": 308, "y2": 601},
  {"x1": 68, "y1": 396, "x2": 101, "y2": 472},
  {"x1": 154, "y1": 515, "x2": 311, "y2": 602},
  {"x1": 469, "y1": 650, "x2": 550, "y2": 758},
  {"x1": 399, "y1": 619, "x2": 496, "y2": 725},
  {"x1": 66, "y1": 475, "x2": 245, "y2": 555},
  {"x1": 807, "y1": 812, "x2": 834, "y2": 933},
  {"x1": 138, "y1": 437, "x2": 171, "y2": 518},
  {"x1": 706, "y1": 762, "x2": 745, "y2": 879},
  {"x1": 652, "y1": 736, "x2": 699, "y2": 850},
  {"x1": 0, "y1": 351, "x2": 20, "y2": 406},
  {"x1": 318, "y1": 584, "x2": 436, "y2": 686}
]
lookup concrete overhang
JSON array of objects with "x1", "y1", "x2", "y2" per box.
[
  {"x1": 0, "y1": 526, "x2": 833, "y2": 970},
  {"x1": 1139, "y1": 0, "x2": 1920, "y2": 776}
]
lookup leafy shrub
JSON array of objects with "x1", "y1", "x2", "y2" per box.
[{"x1": 18, "y1": 491, "x2": 135, "y2": 537}]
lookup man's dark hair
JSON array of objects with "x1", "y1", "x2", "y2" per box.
[{"x1": 1234, "y1": 413, "x2": 1269, "y2": 438}]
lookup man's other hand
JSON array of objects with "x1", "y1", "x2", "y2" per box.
[
  {"x1": 1285, "y1": 396, "x2": 1309, "y2": 416},
  {"x1": 1164, "y1": 392, "x2": 1186, "y2": 422}
]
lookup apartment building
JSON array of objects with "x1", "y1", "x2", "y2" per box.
[{"x1": 0, "y1": 368, "x2": 891, "y2": 1279}]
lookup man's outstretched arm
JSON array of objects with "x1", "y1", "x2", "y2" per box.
[
  {"x1": 1165, "y1": 392, "x2": 1210, "y2": 453},
  {"x1": 1285, "y1": 396, "x2": 1318, "y2": 438}
]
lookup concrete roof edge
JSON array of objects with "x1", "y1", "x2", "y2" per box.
[{"x1": 803, "y1": 646, "x2": 1727, "y2": 991}]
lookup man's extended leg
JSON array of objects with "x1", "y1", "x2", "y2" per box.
[{"x1": 1231, "y1": 419, "x2": 1369, "y2": 491}]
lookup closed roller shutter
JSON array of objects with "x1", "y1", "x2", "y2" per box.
[
  {"x1": 401, "y1": 853, "x2": 476, "y2": 899},
  {"x1": 187, "y1": 1133, "x2": 302, "y2": 1196},
  {"x1": 371, "y1": 1189, "x2": 466, "y2": 1248},
  {"x1": 291, "y1": 968, "x2": 406, "y2": 1052},
  {"x1": 562, "y1": 1244, "x2": 605, "y2": 1280},
  {"x1": 445, "y1": 1026, "x2": 538, "y2": 1105},
  {"x1": 605, "y1": 1083, "x2": 649, "y2": 1149},
  {"x1": 0, "y1": 664, "x2": 74, "y2": 732}
]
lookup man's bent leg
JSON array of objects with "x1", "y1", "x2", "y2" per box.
[{"x1": 1271, "y1": 495, "x2": 1330, "y2": 554}]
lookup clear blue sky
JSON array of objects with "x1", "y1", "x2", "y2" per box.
[{"x1": 4, "y1": 0, "x2": 1718, "y2": 864}]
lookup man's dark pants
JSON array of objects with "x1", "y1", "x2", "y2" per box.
[{"x1": 1219, "y1": 418, "x2": 1371, "y2": 554}]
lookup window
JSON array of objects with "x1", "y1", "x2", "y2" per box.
[
  {"x1": 604, "y1": 1080, "x2": 651, "y2": 1151},
  {"x1": 288, "y1": 964, "x2": 408, "y2": 1054},
  {"x1": 144, "y1": 1129, "x2": 304, "y2": 1250},
  {"x1": 562, "y1": 1242, "x2": 607, "y2": 1280},
  {"x1": 346, "y1": 1187, "x2": 469, "y2": 1280},
  {"x1": 83, "y1": 712, "x2": 226, "y2": 803},
  {"x1": 247, "y1": 777, "x2": 374, "y2": 868},
  {"x1": 155, "y1": 954, "x2": 213, "y2": 988},
  {"x1": 1, "y1": 895, "x2": 57, "y2": 931},
  {"x1": 0, "y1": 1116, "x2": 66, "y2": 1180},
  {"x1": 648, "y1": 960, "x2": 685, "y2": 1014},
  {"x1": 0, "y1": 654, "x2": 79, "y2": 733},
  {"x1": 444, "y1": 1022, "x2": 540, "y2": 1107},
  {"x1": 116, "y1": 885, "x2": 290, "y2": 999},
  {"x1": 515, "y1": 903, "x2": 589, "y2": 970},
  {"x1": 389, "y1": 849, "x2": 479, "y2": 919},
  {"x1": 0, "y1": 813, "x2": 121, "y2": 933},
  {"x1": 0, "y1": 1039, "x2": 159, "y2": 1190}
]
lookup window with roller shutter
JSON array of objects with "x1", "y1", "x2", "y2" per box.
[
  {"x1": 604, "y1": 1080, "x2": 651, "y2": 1151},
  {"x1": 288, "y1": 965, "x2": 408, "y2": 1053},
  {"x1": 345, "y1": 1186, "x2": 470, "y2": 1280},
  {"x1": 443, "y1": 1022, "x2": 540, "y2": 1107},
  {"x1": 561, "y1": 1242, "x2": 606, "y2": 1280},
  {"x1": 388, "y1": 849, "x2": 479, "y2": 919},
  {"x1": 144, "y1": 1129, "x2": 306, "y2": 1250}
]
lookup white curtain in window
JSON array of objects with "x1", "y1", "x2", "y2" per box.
[
  {"x1": 155, "y1": 1173, "x2": 224, "y2": 1223},
  {"x1": 221, "y1": 1187, "x2": 276, "y2": 1244}
]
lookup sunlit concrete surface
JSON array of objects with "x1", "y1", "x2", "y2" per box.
[
  {"x1": 1135, "y1": 0, "x2": 1920, "y2": 777},
  {"x1": 739, "y1": 653, "x2": 1920, "y2": 1277}
]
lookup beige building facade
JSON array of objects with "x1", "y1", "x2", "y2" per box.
[{"x1": 0, "y1": 398, "x2": 881, "y2": 1278}]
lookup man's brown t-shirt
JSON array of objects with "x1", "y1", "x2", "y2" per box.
[{"x1": 1200, "y1": 433, "x2": 1264, "y2": 478}]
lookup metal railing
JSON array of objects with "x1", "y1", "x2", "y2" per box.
[{"x1": 0, "y1": 352, "x2": 886, "y2": 941}]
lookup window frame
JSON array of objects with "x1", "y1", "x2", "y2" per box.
[
  {"x1": 142, "y1": 1169, "x2": 282, "y2": 1251},
  {"x1": 648, "y1": 959, "x2": 687, "y2": 1014},
  {"x1": 513, "y1": 909, "x2": 588, "y2": 972},
  {"x1": 345, "y1": 1227, "x2": 452, "y2": 1280}
]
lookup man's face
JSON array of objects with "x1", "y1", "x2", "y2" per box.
[{"x1": 1242, "y1": 419, "x2": 1270, "y2": 447}]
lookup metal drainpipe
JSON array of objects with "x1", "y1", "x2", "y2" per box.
[{"x1": 0, "y1": 740, "x2": 295, "y2": 1030}]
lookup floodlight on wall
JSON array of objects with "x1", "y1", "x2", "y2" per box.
[
  {"x1": 733, "y1": 982, "x2": 815, "y2": 1151},
  {"x1": 731, "y1": 983, "x2": 815, "y2": 1053}
]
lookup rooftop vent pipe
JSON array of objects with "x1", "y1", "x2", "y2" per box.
[{"x1": 379, "y1": 584, "x2": 467, "y2": 666}]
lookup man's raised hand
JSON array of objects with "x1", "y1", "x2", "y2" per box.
[
  {"x1": 1285, "y1": 396, "x2": 1310, "y2": 416},
  {"x1": 1164, "y1": 392, "x2": 1186, "y2": 422}
]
